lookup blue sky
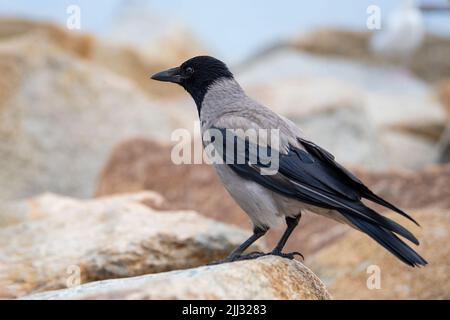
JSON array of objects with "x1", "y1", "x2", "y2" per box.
[{"x1": 1, "y1": 0, "x2": 449, "y2": 62}]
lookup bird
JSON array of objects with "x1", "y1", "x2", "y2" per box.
[{"x1": 151, "y1": 55, "x2": 427, "y2": 267}]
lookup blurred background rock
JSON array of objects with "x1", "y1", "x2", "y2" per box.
[{"x1": 0, "y1": 0, "x2": 449, "y2": 299}]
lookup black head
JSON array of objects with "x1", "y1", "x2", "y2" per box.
[{"x1": 151, "y1": 56, "x2": 233, "y2": 110}]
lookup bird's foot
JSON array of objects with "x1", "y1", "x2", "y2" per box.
[
  {"x1": 206, "y1": 257, "x2": 235, "y2": 266},
  {"x1": 207, "y1": 250, "x2": 303, "y2": 265},
  {"x1": 235, "y1": 251, "x2": 266, "y2": 261},
  {"x1": 269, "y1": 250, "x2": 304, "y2": 261},
  {"x1": 207, "y1": 251, "x2": 266, "y2": 265}
]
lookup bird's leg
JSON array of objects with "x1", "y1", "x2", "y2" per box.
[
  {"x1": 208, "y1": 226, "x2": 268, "y2": 265},
  {"x1": 270, "y1": 214, "x2": 303, "y2": 260}
]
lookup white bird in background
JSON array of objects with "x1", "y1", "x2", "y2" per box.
[{"x1": 370, "y1": 0, "x2": 425, "y2": 63}]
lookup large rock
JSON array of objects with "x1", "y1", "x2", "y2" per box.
[
  {"x1": 22, "y1": 256, "x2": 331, "y2": 300},
  {"x1": 308, "y1": 209, "x2": 450, "y2": 299},
  {"x1": 237, "y1": 48, "x2": 446, "y2": 169},
  {"x1": 0, "y1": 32, "x2": 197, "y2": 200},
  {"x1": 436, "y1": 81, "x2": 450, "y2": 163},
  {"x1": 353, "y1": 164, "x2": 450, "y2": 210},
  {"x1": 0, "y1": 17, "x2": 205, "y2": 98},
  {"x1": 244, "y1": 77, "x2": 383, "y2": 168},
  {"x1": 290, "y1": 28, "x2": 450, "y2": 83},
  {"x1": 438, "y1": 79, "x2": 450, "y2": 118},
  {"x1": 0, "y1": 192, "x2": 264, "y2": 298}
]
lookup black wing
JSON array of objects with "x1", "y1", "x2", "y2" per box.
[{"x1": 212, "y1": 128, "x2": 427, "y2": 267}]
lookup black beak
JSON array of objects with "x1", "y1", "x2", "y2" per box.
[{"x1": 150, "y1": 67, "x2": 183, "y2": 83}]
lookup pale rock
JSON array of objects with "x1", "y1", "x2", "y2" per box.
[
  {"x1": 0, "y1": 33, "x2": 193, "y2": 200},
  {"x1": 308, "y1": 208, "x2": 450, "y2": 299},
  {"x1": 238, "y1": 48, "x2": 446, "y2": 169},
  {"x1": 22, "y1": 256, "x2": 331, "y2": 300},
  {"x1": 0, "y1": 192, "x2": 264, "y2": 298}
]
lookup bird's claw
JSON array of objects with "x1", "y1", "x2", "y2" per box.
[
  {"x1": 207, "y1": 251, "x2": 265, "y2": 265},
  {"x1": 236, "y1": 251, "x2": 266, "y2": 261},
  {"x1": 270, "y1": 250, "x2": 304, "y2": 261},
  {"x1": 207, "y1": 250, "x2": 304, "y2": 265}
]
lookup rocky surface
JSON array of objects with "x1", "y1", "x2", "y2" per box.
[
  {"x1": 0, "y1": 18, "x2": 204, "y2": 98},
  {"x1": 238, "y1": 48, "x2": 446, "y2": 169},
  {"x1": 0, "y1": 31, "x2": 197, "y2": 200},
  {"x1": 22, "y1": 256, "x2": 331, "y2": 300},
  {"x1": 438, "y1": 80, "x2": 450, "y2": 117},
  {"x1": 308, "y1": 209, "x2": 450, "y2": 299},
  {"x1": 289, "y1": 28, "x2": 450, "y2": 83},
  {"x1": 353, "y1": 164, "x2": 450, "y2": 210},
  {"x1": 0, "y1": 192, "x2": 264, "y2": 298}
]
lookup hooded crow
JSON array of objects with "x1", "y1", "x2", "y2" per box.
[{"x1": 151, "y1": 56, "x2": 427, "y2": 267}]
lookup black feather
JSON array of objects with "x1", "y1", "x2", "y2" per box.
[
  {"x1": 299, "y1": 138, "x2": 420, "y2": 226},
  {"x1": 343, "y1": 213, "x2": 427, "y2": 267}
]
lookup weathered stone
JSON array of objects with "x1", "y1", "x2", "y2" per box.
[
  {"x1": 353, "y1": 164, "x2": 450, "y2": 210},
  {"x1": 0, "y1": 192, "x2": 264, "y2": 298},
  {"x1": 289, "y1": 28, "x2": 450, "y2": 83},
  {"x1": 238, "y1": 48, "x2": 446, "y2": 169},
  {"x1": 308, "y1": 209, "x2": 450, "y2": 299},
  {"x1": 0, "y1": 17, "x2": 205, "y2": 98},
  {"x1": 22, "y1": 256, "x2": 331, "y2": 300},
  {"x1": 0, "y1": 33, "x2": 194, "y2": 200}
]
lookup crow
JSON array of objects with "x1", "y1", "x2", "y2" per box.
[{"x1": 151, "y1": 55, "x2": 427, "y2": 267}]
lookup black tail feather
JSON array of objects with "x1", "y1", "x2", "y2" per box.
[
  {"x1": 361, "y1": 189, "x2": 420, "y2": 227},
  {"x1": 342, "y1": 212, "x2": 427, "y2": 267},
  {"x1": 350, "y1": 202, "x2": 419, "y2": 245}
]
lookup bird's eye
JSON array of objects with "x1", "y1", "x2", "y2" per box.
[{"x1": 185, "y1": 67, "x2": 194, "y2": 74}]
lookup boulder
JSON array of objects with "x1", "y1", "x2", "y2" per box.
[
  {"x1": 437, "y1": 79, "x2": 450, "y2": 118},
  {"x1": 244, "y1": 77, "x2": 384, "y2": 168},
  {"x1": 0, "y1": 33, "x2": 196, "y2": 200},
  {"x1": 0, "y1": 192, "x2": 264, "y2": 298},
  {"x1": 353, "y1": 164, "x2": 450, "y2": 210},
  {"x1": 307, "y1": 208, "x2": 450, "y2": 299},
  {"x1": 22, "y1": 256, "x2": 331, "y2": 300},
  {"x1": 289, "y1": 28, "x2": 450, "y2": 83},
  {"x1": 237, "y1": 48, "x2": 446, "y2": 169},
  {"x1": 436, "y1": 81, "x2": 450, "y2": 163},
  {"x1": 0, "y1": 17, "x2": 205, "y2": 98}
]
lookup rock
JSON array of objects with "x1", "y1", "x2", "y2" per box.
[
  {"x1": 22, "y1": 256, "x2": 331, "y2": 300},
  {"x1": 437, "y1": 124, "x2": 450, "y2": 163},
  {"x1": 436, "y1": 81, "x2": 450, "y2": 163},
  {"x1": 244, "y1": 77, "x2": 384, "y2": 168},
  {"x1": 353, "y1": 164, "x2": 450, "y2": 210},
  {"x1": 0, "y1": 192, "x2": 264, "y2": 298},
  {"x1": 289, "y1": 28, "x2": 450, "y2": 83},
  {"x1": 437, "y1": 79, "x2": 450, "y2": 118},
  {"x1": 0, "y1": 17, "x2": 205, "y2": 98},
  {"x1": 238, "y1": 48, "x2": 446, "y2": 169},
  {"x1": 307, "y1": 208, "x2": 450, "y2": 299},
  {"x1": 0, "y1": 32, "x2": 196, "y2": 200}
]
